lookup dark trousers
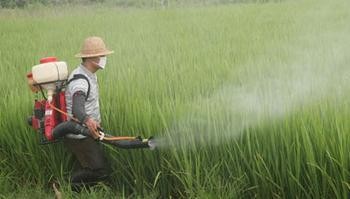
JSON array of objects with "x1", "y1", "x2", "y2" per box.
[{"x1": 64, "y1": 137, "x2": 110, "y2": 189}]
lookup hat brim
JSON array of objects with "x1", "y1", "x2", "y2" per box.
[{"x1": 75, "y1": 50, "x2": 114, "y2": 58}]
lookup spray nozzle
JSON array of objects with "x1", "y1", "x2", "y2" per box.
[{"x1": 145, "y1": 136, "x2": 156, "y2": 150}]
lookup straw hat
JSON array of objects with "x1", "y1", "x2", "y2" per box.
[{"x1": 75, "y1": 36, "x2": 114, "y2": 58}]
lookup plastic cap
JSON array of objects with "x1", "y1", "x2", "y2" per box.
[
  {"x1": 26, "y1": 72, "x2": 33, "y2": 78},
  {"x1": 40, "y1": 57, "x2": 58, "y2": 64}
]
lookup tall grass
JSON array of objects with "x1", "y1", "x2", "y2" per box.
[{"x1": 1, "y1": 0, "x2": 350, "y2": 198}]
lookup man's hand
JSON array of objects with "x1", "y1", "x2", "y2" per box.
[{"x1": 84, "y1": 117, "x2": 100, "y2": 139}]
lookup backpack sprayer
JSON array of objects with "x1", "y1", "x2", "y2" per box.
[{"x1": 26, "y1": 57, "x2": 155, "y2": 150}]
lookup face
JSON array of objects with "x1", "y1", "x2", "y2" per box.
[
  {"x1": 97, "y1": 56, "x2": 107, "y2": 69},
  {"x1": 87, "y1": 56, "x2": 107, "y2": 70}
]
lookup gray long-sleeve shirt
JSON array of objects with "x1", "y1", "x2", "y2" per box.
[{"x1": 65, "y1": 64, "x2": 101, "y2": 139}]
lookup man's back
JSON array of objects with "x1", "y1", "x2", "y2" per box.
[
  {"x1": 65, "y1": 64, "x2": 101, "y2": 123},
  {"x1": 65, "y1": 64, "x2": 101, "y2": 139}
]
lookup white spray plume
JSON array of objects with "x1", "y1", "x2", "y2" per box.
[{"x1": 154, "y1": 27, "x2": 350, "y2": 150}]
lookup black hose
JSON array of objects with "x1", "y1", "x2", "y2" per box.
[
  {"x1": 104, "y1": 139, "x2": 150, "y2": 149},
  {"x1": 52, "y1": 121, "x2": 90, "y2": 139}
]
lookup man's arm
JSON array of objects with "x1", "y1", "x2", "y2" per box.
[
  {"x1": 72, "y1": 91, "x2": 88, "y2": 123},
  {"x1": 72, "y1": 91, "x2": 99, "y2": 139}
]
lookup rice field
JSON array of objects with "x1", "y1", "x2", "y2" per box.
[{"x1": 1, "y1": 0, "x2": 350, "y2": 198}]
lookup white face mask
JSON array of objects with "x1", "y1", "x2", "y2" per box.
[{"x1": 98, "y1": 56, "x2": 107, "y2": 69}]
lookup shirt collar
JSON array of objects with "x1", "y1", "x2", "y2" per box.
[{"x1": 79, "y1": 64, "x2": 96, "y2": 79}]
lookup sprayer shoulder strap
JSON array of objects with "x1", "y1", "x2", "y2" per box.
[{"x1": 67, "y1": 74, "x2": 91, "y2": 101}]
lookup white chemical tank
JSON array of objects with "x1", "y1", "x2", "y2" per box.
[
  {"x1": 31, "y1": 57, "x2": 69, "y2": 101},
  {"x1": 32, "y1": 61, "x2": 68, "y2": 84}
]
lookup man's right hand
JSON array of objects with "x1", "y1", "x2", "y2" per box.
[{"x1": 84, "y1": 117, "x2": 100, "y2": 139}]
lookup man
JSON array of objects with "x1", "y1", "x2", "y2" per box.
[{"x1": 64, "y1": 36, "x2": 114, "y2": 190}]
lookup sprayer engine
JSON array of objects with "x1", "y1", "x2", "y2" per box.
[{"x1": 27, "y1": 93, "x2": 68, "y2": 144}]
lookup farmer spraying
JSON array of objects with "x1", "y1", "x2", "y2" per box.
[
  {"x1": 64, "y1": 36, "x2": 113, "y2": 189},
  {"x1": 27, "y1": 36, "x2": 155, "y2": 193}
]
